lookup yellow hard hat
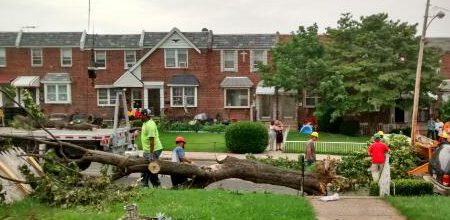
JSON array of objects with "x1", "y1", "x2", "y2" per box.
[
  {"x1": 378, "y1": 131, "x2": 384, "y2": 136},
  {"x1": 311, "y1": 132, "x2": 319, "y2": 138},
  {"x1": 443, "y1": 132, "x2": 449, "y2": 139}
]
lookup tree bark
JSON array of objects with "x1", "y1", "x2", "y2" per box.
[{"x1": 1, "y1": 134, "x2": 334, "y2": 195}]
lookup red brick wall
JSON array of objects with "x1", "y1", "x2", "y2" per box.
[
  {"x1": 0, "y1": 46, "x2": 271, "y2": 121},
  {"x1": 441, "y1": 53, "x2": 450, "y2": 79},
  {"x1": 140, "y1": 48, "x2": 264, "y2": 121}
]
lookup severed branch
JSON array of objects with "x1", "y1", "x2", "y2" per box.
[{"x1": 0, "y1": 173, "x2": 29, "y2": 184}]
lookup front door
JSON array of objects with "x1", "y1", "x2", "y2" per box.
[
  {"x1": 148, "y1": 89, "x2": 160, "y2": 116},
  {"x1": 260, "y1": 95, "x2": 272, "y2": 119}
]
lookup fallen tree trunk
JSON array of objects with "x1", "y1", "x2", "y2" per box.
[{"x1": 1, "y1": 134, "x2": 335, "y2": 195}]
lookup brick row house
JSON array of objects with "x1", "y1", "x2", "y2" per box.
[{"x1": 0, "y1": 28, "x2": 299, "y2": 124}]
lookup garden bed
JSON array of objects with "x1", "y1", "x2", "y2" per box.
[{"x1": 1, "y1": 189, "x2": 316, "y2": 220}]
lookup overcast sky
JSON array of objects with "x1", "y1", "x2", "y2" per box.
[{"x1": 0, "y1": 0, "x2": 449, "y2": 36}]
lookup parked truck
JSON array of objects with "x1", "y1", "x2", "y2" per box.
[{"x1": 0, "y1": 89, "x2": 133, "y2": 170}]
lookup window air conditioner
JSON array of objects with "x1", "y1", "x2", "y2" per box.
[{"x1": 178, "y1": 62, "x2": 187, "y2": 68}]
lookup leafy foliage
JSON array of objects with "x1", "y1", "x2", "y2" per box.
[
  {"x1": 202, "y1": 124, "x2": 227, "y2": 133},
  {"x1": 369, "y1": 179, "x2": 434, "y2": 196},
  {"x1": 258, "y1": 23, "x2": 327, "y2": 95},
  {"x1": 317, "y1": 13, "x2": 442, "y2": 120},
  {"x1": 337, "y1": 134, "x2": 421, "y2": 185},
  {"x1": 20, "y1": 150, "x2": 138, "y2": 209},
  {"x1": 246, "y1": 154, "x2": 305, "y2": 171},
  {"x1": 225, "y1": 122, "x2": 268, "y2": 153},
  {"x1": 440, "y1": 100, "x2": 450, "y2": 122}
]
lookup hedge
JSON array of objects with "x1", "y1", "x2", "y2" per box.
[
  {"x1": 225, "y1": 121, "x2": 268, "y2": 154},
  {"x1": 369, "y1": 179, "x2": 434, "y2": 196}
]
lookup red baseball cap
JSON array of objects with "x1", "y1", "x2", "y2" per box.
[{"x1": 175, "y1": 136, "x2": 186, "y2": 143}]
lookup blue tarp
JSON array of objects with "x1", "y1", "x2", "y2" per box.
[{"x1": 299, "y1": 124, "x2": 313, "y2": 134}]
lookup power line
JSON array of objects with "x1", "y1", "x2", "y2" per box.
[{"x1": 432, "y1": 5, "x2": 450, "y2": 13}]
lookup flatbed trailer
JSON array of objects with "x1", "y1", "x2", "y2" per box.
[{"x1": 0, "y1": 89, "x2": 133, "y2": 169}]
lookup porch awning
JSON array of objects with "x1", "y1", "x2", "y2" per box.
[
  {"x1": 11, "y1": 76, "x2": 40, "y2": 87},
  {"x1": 220, "y1": 77, "x2": 253, "y2": 88},
  {"x1": 255, "y1": 81, "x2": 275, "y2": 95},
  {"x1": 41, "y1": 73, "x2": 71, "y2": 84},
  {"x1": 168, "y1": 74, "x2": 200, "y2": 86}
]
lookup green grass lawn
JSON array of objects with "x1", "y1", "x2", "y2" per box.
[
  {"x1": 159, "y1": 132, "x2": 227, "y2": 152},
  {"x1": 136, "y1": 131, "x2": 227, "y2": 152},
  {"x1": 386, "y1": 196, "x2": 450, "y2": 220},
  {"x1": 1, "y1": 189, "x2": 315, "y2": 220},
  {"x1": 287, "y1": 131, "x2": 369, "y2": 143}
]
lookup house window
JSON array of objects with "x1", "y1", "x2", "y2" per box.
[
  {"x1": 0, "y1": 48, "x2": 6, "y2": 67},
  {"x1": 304, "y1": 89, "x2": 319, "y2": 108},
  {"x1": 225, "y1": 88, "x2": 249, "y2": 108},
  {"x1": 44, "y1": 84, "x2": 71, "y2": 104},
  {"x1": 131, "y1": 89, "x2": 142, "y2": 108},
  {"x1": 124, "y1": 50, "x2": 136, "y2": 69},
  {"x1": 61, "y1": 48, "x2": 72, "y2": 67},
  {"x1": 31, "y1": 48, "x2": 43, "y2": 66},
  {"x1": 165, "y1": 49, "x2": 188, "y2": 68},
  {"x1": 170, "y1": 86, "x2": 197, "y2": 107},
  {"x1": 251, "y1": 50, "x2": 266, "y2": 72},
  {"x1": 95, "y1": 51, "x2": 106, "y2": 69},
  {"x1": 222, "y1": 50, "x2": 236, "y2": 71},
  {"x1": 97, "y1": 88, "x2": 120, "y2": 106}
]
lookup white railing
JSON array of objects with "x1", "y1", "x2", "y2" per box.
[{"x1": 283, "y1": 141, "x2": 367, "y2": 155}]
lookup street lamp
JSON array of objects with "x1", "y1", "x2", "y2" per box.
[{"x1": 411, "y1": 0, "x2": 445, "y2": 148}]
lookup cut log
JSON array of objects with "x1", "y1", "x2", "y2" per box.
[{"x1": 0, "y1": 134, "x2": 336, "y2": 195}]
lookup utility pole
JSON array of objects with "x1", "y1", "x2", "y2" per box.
[{"x1": 411, "y1": 0, "x2": 430, "y2": 148}]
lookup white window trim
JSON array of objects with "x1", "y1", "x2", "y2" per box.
[
  {"x1": 170, "y1": 86, "x2": 197, "y2": 107},
  {"x1": 221, "y1": 50, "x2": 238, "y2": 72},
  {"x1": 250, "y1": 50, "x2": 267, "y2": 72},
  {"x1": 60, "y1": 48, "x2": 72, "y2": 67},
  {"x1": 131, "y1": 88, "x2": 142, "y2": 109},
  {"x1": 224, "y1": 88, "x2": 250, "y2": 108},
  {"x1": 0, "y1": 48, "x2": 6, "y2": 67},
  {"x1": 31, "y1": 48, "x2": 43, "y2": 67},
  {"x1": 97, "y1": 88, "x2": 119, "y2": 106},
  {"x1": 44, "y1": 83, "x2": 72, "y2": 104},
  {"x1": 303, "y1": 89, "x2": 319, "y2": 108},
  {"x1": 124, "y1": 50, "x2": 136, "y2": 69},
  {"x1": 95, "y1": 50, "x2": 107, "y2": 69},
  {"x1": 164, "y1": 49, "x2": 188, "y2": 69}
]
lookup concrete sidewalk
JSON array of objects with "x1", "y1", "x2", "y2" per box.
[
  {"x1": 308, "y1": 197, "x2": 405, "y2": 220},
  {"x1": 157, "y1": 150, "x2": 342, "y2": 161}
]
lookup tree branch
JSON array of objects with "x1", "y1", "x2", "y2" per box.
[{"x1": 0, "y1": 173, "x2": 29, "y2": 184}]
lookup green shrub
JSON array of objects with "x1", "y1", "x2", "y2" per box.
[
  {"x1": 369, "y1": 179, "x2": 434, "y2": 196},
  {"x1": 337, "y1": 134, "x2": 421, "y2": 185},
  {"x1": 225, "y1": 121, "x2": 268, "y2": 153},
  {"x1": 130, "y1": 119, "x2": 143, "y2": 128},
  {"x1": 339, "y1": 120, "x2": 360, "y2": 136},
  {"x1": 246, "y1": 154, "x2": 304, "y2": 171},
  {"x1": 202, "y1": 124, "x2": 227, "y2": 133},
  {"x1": 390, "y1": 127, "x2": 411, "y2": 136}
]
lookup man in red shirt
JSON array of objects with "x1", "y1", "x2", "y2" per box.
[{"x1": 368, "y1": 133, "x2": 391, "y2": 182}]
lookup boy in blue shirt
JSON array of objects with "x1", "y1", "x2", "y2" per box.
[{"x1": 171, "y1": 136, "x2": 193, "y2": 188}]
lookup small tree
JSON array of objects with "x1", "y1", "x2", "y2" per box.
[
  {"x1": 258, "y1": 23, "x2": 327, "y2": 102},
  {"x1": 317, "y1": 13, "x2": 442, "y2": 125}
]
